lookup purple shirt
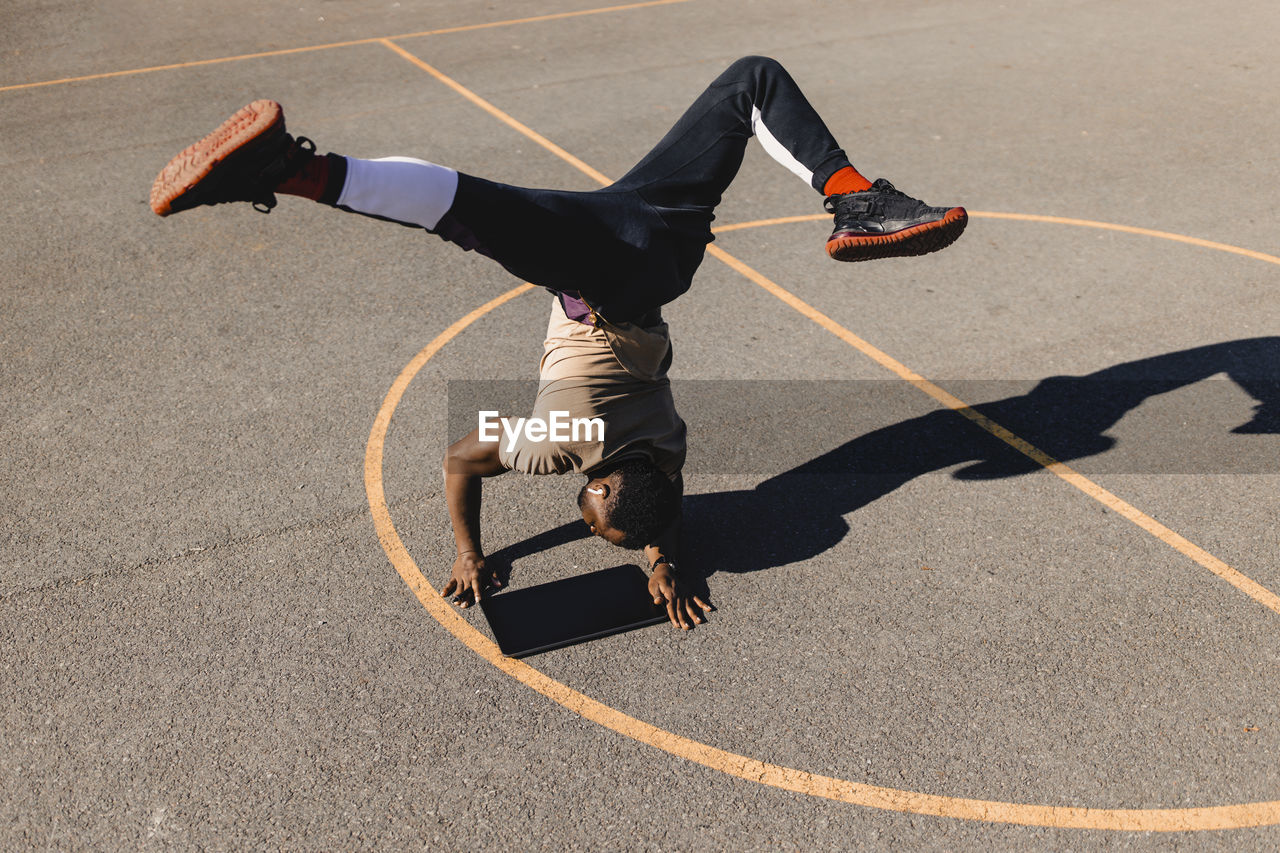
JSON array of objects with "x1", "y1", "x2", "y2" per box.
[{"x1": 555, "y1": 290, "x2": 595, "y2": 325}]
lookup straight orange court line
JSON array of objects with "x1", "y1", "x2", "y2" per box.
[{"x1": 0, "y1": 0, "x2": 691, "y2": 94}]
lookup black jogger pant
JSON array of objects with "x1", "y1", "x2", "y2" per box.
[{"x1": 431, "y1": 55, "x2": 853, "y2": 323}]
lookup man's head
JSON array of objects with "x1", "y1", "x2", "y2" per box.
[{"x1": 577, "y1": 458, "x2": 679, "y2": 549}]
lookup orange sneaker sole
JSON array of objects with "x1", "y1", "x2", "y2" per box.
[
  {"x1": 149, "y1": 100, "x2": 284, "y2": 216},
  {"x1": 826, "y1": 206, "x2": 968, "y2": 262}
]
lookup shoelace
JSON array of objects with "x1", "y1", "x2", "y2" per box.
[{"x1": 869, "y1": 178, "x2": 906, "y2": 196}]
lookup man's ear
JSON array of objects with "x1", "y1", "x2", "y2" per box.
[{"x1": 585, "y1": 481, "x2": 610, "y2": 499}]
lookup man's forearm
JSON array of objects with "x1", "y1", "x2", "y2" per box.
[
  {"x1": 443, "y1": 427, "x2": 508, "y2": 557},
  {"x1": 445, "y1": 470, "x2": 485, "y2": 556},
  {"x1": 644, "y1": 504, "x2": 682, "y2": 571},
  {"x1": 645, "y1": 474, "x2": 683, "y2": 569},
  {"x1": 644, "y1": 524, "x2": 679, "y2": 569}
]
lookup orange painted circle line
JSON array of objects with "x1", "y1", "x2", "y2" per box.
[{"x1": 364, "y1": 214, "x2": 1280, "y2": 831}]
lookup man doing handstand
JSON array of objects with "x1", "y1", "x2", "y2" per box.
[{"x1": 150, "y1": 56, "x2": 967, "y2": 629}]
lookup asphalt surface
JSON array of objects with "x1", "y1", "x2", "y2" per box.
[{"x1": 4, "y1": 0, "x2": 1280, "y2": 848}]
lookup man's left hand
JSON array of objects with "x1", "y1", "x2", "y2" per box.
[{"x1": 648, "y1": 563, "x2": 712, "y2": 630}]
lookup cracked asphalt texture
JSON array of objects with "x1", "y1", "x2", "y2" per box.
[{"x1": 3, "y1": 0, "x2": 1280, "y2": 848}]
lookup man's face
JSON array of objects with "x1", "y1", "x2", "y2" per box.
[{"x1": 579, "y1": 476, "x2": 627, "y2": 546}]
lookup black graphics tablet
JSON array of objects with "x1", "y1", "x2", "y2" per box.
[{"x1": 479, "y1": 564, "x2": 668, "y2": 658}]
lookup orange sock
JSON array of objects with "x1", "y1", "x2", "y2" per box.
[
  {"x1": 823, "y1": 166, "x2": 873, "y2": 196},
  {"x1": 276, "y1": 152, "x2": 332, "y2": 200}
]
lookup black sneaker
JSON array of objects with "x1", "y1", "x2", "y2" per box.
[
  {"x1": 150, "y1": 100, "x2": 314, "y2": 216},
  {"x1": 825, "y1": 179, "x2": 967, "y2": 262}
]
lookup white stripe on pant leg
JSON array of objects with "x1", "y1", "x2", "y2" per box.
[
  {"x1": 750, "y1": 106, "x2": 814, "y2": 186},
  {"x1": 336, "y1": 157, "x2": 459, "y2": 230}
]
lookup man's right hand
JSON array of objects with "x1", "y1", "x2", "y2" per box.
[{"x1": 442, "y1": 552, "x2": 502, "y2": 608}]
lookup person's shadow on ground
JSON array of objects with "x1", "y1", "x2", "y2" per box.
[{"x1": 488, "y1": 337, "x2": 1279, "y2": 581}]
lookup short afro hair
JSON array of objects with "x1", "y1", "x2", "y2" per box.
[{"x1": 578, "y1": 458, "x2": 680, "y2": 549}]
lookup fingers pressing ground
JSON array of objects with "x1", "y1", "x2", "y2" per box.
[
  {"x1": 666, "y1": 600, "x2": 683, "y2": 628},
  {"x1": 685, "y1": 600, "x2": 704, "y2": 625}
]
